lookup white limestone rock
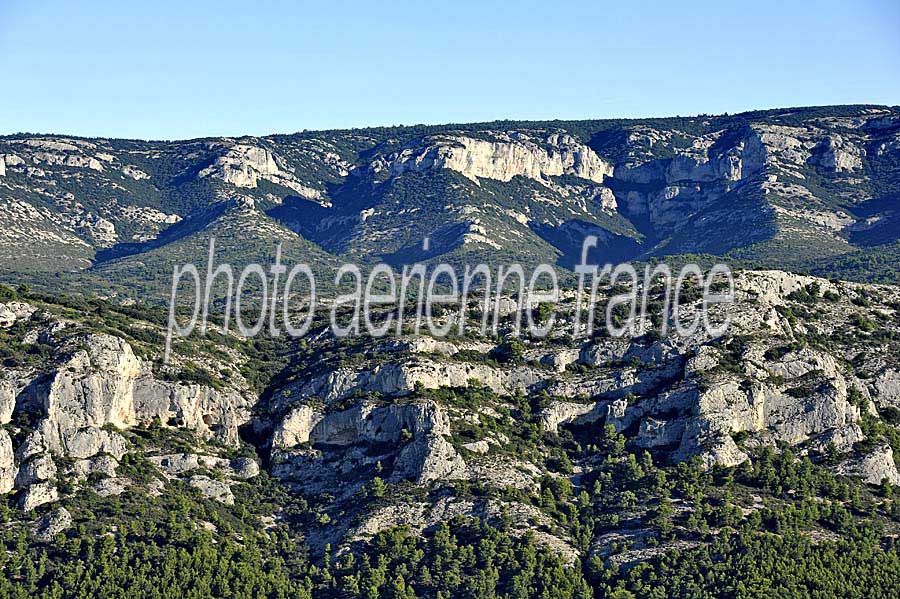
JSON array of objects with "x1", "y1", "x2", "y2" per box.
[
  {"x1": 20, "y1": 481, "x2": 58, "y2": 512},
  {"x1": 15, "y1": 454, "x2": 56, "y2": 487},
  {"x1": 92, "y1": 477, "x2": 130, "y2": 497},
  {"x1": 0, "y1": 301, "x2": 37, "y2": 328},
  {"x1": 188, "y1": 475, "x2": 234, "y2": 504},
  {"x1": 391, "y1": 434, "x2": 466, "y2": 484},
  {"x1": 271, "y1": 405, "x2": 322, "y2": 449},
  {"x1": 0, "y1": 378, "x2": 17, "y2": 425},
  {"x1": 122, "y1": 164, "x2": 150, "y2": 180},
  {"x1": 296, "y1": 359, "x2": 543, "y2": 402},
  {"x1": 838, "y1": 444, "x2": 900, "y2": 485},
  {"x1": 0, "y1": 430, "x2": 15, "y2": 494},
  {"x1": 384, "y1": 132, "x2": 613, "y2": 185},
  {"x1": 462, "y1": 440, "x2": 490, "y2": 454},
  {"x1": 33, "y1": 507, "x2": 73, "y2": 541},
  {"x1": 541, "y1": 348, "x2": 580, "y2": 373},
  {"x1": 815, "y1": 135, "x2": 864, "y2": 172},
  {"x1": 540, "y1": 401, "x2": 605, "y2": 433},
  {"x1": 149, "y1": 453, "x2": 259, "y2": 480},
  {"x1": 198, "y1": 143, "x2": 323, "y2": 200},
  {"x1": 869, "y1": 369, "x2": 900, "y2": 409},
  {"x1": 72, "y1": 455, "x2": 119, "y2": 479}
]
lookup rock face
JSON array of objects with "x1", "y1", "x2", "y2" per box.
[
  {"x1": 271, "y1": 405, "x2": 320, "y2": 449},
  {"x1": 392, "y1": 434, "x2": 466, "y2": 484},
  {"x1": 383, "y1": 133, "x2": 613, "y2": 185},
  {"x1": 0, "y1": 302, "x2": 37, "y2": 328},
  {"x1": 270, "y1": 400, "x2": 465, "y2": 492},
  {"x1": 122, "y1": 164, "x2": 150, "y2": 180},
  {"x1": 296, "y1": 359, "x2": 543, "y2": 403},
  {"x1": 200, "y1": 144, "x2": 281, "y2": 188},
  {"x1": 0, "y1": 324, "x2": 252, "y2": 511},
  {"x1": 35, "y1": 334, "x2": 140, "y2": 458},
  {"x1": 869, "y1": 369, "x2": 900, "y2": 409},
  {"x1": 0, "y1": 380, "x2": 17, "y2": 425},
  {"x1": 20, "y1": 482, "x2": 58, "y2": 512},
  {"x1": 133, "y1": 378, "x2": 249, "y2": 446},
  {"x1": 33, "y1": 507, "x2": 73, "y2": 541},
  {"x1": 0, "y1": 431, "x2": 15, "y2": 494},
  {"x1": 601, "y1": 323, "x2": 862, "y2": 466},
  {"x1": 199, "y1": 143, "x2": 323, "y2": 200},
  {"x1": 540, "y1": 401, "x2": 606, "y2": 433},
  {"x1": 17, "y1": 334, "x2": 249, "y2": 466},
  {"x1": 149, "y1": 453, "x2": 259, "y2": 480},
  {"x1": 839, "y1": 444, "x2": 900, "y2": 485},
  {"x1": 815, "y1": 135, "x2": 864, "y2": 172},
  {"x1": 188, "y1": 475, "x2": 235, "y2": 505}
]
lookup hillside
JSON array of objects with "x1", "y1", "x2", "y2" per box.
[
  {"x1": 2, "y1": 269, "x2": 900, "y2": 596},
  {"x1": 3, "y1": 105, "x2": 900, "y2": 300}
]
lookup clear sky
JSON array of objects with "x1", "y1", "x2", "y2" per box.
[{"x1": 1, "y1": 0, "x2": 898, "y2": 140}]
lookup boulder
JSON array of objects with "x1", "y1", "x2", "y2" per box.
[
  {"x1": 0, "y1": 302, "x2": 36, "y2": 328},
  {"x1": 391, "y1": 434, "x2": 466, "y2": 484},
  {"x1": 188, "y1": 475, "x2": 234, "y2": 504},
  {"x1": 20, "y1": 482, "x2": 58, "y2": 512},
  {"x1": 839, "y1": 444, "x2": 900, "y2": 485},
  {"x1": 33, "y1": 507, "x2": 72, "y2": 541},
  {"x1": 92, "y1": 477, "x2": 130, "y2": 497}
]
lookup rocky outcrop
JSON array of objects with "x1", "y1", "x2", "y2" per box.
[
  {"x1": 0, "y1": 326, "x2": 251, "y2": 515},
  {"x1": 271, "y1": 405, "x2": 321, "y2": 449},
  {"x1": 20, "y1": 482, "x2": 58, "y2": 512},
  {"x1": 33, "y1": 506, "x2": 73, "y2": 541},
  {"x1": 35, "y1": 335, "x2": 140, "y2": 458},
  {"x1": 838, "y1": 444, "x2": 900, "y2": 485},
  {"x1": 199, "y1": 143, "x2": 323, "y2": 200},
  {"x1": 16, "y1": 333, "x2": 249, "y2": 453},
  {"x1": 382, "y1": 133, "x2": 613, "y2": 185},
  {"x1": 188, "y1": 475, "x2": 234, "y2": 504},
  {"x1": 644, "y1": 345, "x2": 860, "y2": 465},
  {"x1": 121, "y1": 165, "x2": 150, "y2": 180},
  {"x1": 539, "y1": 349, "x2": 580, "y2": 373},
  {"x1": 0, "y1": 302, "x2": 37, "y2": 328},
  {"x1": 297, "y1": 359, "x2": 543, "y2": 403},
  {"x1": 0, "y1": 431, "x2": 15, "y2": 494},
  {"x1": 392, "y1": 434, "x2": 466, "y2": 484},
  {"x1": 0, "y1": 379, "x2": 18, "y2": 425},
  {"x1": 92, "y1": 477, "x2": 130, "y2": 497},
  {"x1": 274, "y1": 400, "x2": 450, "y2": 448},
  {"x1": 270, "y1": 400, "x2": 464, "y2": 490},
  {"x1": 540, "y1": 401, "x2": 606, "y2": 433},
  {"x1": 133, "y1": 379, "x2": 249, "y2": 446},
  {"x1": 73, "y1": 455, "x2": 119, "y2": 480},
  {"x1": 200, "y1": 144, "x2": 280, "y2": 188},
  {"x1": 869, "y1": 369, "x2": 900, "y2": 409},
  {"x1": 149, "y1": 453, "x2": 259, "y2": 480},
  {"x1": 813, "y1": 135, "x2": 864, "y2": 172}
]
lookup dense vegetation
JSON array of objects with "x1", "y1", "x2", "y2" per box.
[{"x1": 2, "y1": 411, "x2": 900, "y2": 598}]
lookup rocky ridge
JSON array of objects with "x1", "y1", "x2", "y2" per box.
[{"x1": 3, "y1": 105, "x2": 900, "y2": 293}]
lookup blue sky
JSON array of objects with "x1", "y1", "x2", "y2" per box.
[{"x1": 0, "y1": 0, "x2": 898, "y2": 139}]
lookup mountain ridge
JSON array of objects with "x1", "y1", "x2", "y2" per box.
[{"x1": 2, "y1": 103, "x2": 900, "y2": 300}]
